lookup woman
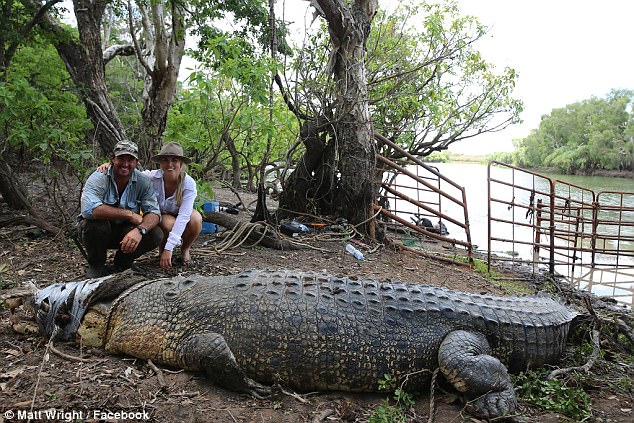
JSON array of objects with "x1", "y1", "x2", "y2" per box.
[{"x1": 98, "y1": 142, "x2": 202, "y2": 268}]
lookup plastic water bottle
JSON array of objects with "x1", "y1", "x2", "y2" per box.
[
  {"x1": 345, "y1": 243, "x2": 365, "y2": 260},
  {"x1": 291, "y1": 220, "x2": 310, "y2": 232}
]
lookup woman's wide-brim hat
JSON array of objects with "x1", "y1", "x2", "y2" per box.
[{"x1": 151, "y1": 142, "x2": 191, "y2": 163}]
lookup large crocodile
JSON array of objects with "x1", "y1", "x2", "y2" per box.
[{"x1": 30, "y1": 269, "x2": 577, "y2": 418}]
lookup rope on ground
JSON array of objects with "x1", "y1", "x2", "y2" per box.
[
  {"x1": 285, "y1": 238, "x2": 329, "y2": 252},
  {"x1": 428, "y1": 368, "x2": 440, "y2": 423},
  {"x1": 213, "y1": 221, "x2": 269, "y2": 253},
  {"x1": 31, "y1": 327, "x2": 58, "y2": 413},
  {"x1": 275, "y1": 207, "x2": 335, "y2": 224},
  {"x1": 353, "y1": 205, "x2": 383, "y2": 229}
]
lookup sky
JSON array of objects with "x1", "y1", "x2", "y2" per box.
[
  {"x1": 283, "y1": 0, "x2": 634, "y2": 155},
  {"x1": 446, "y1": 0, "x2": 634, "y2": 155},
  {"x1": 62, "y1": 0, "x2": 634, "y2": 156}
]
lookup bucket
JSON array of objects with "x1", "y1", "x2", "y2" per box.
[{"x1": 200, "y1": 201, "x2": 219, "y2": 234}]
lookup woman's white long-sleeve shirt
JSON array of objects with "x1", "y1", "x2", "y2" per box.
[{"x1": 144, "y1": 169, "x2": 197, "y2": 252}]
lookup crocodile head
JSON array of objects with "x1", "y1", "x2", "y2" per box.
[{"x1": 31, "y1": 270, "x2": 147, "y2": 341}]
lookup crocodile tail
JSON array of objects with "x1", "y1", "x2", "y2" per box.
[{"x1": 483, "y1": 296, "x2": 577, "y2": 371}]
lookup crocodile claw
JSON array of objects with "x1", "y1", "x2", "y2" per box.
[
  {"x1": 244, "y1": 378, "x2": 272, "y2": 399},
  {"x1": 467, "y1": 390, "x2": 518, "y2": 419}
]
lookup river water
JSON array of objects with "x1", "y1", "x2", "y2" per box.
[{"x1": 393, "y1": 162, "x2": 634, "y2": 306}]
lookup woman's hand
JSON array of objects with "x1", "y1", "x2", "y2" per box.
[
  {"x1": 160, "y1": 249, "x2": 173, "y2": 269},
  {"x1": 96, "y1": 162, "x2": 111, "y2": 174}
]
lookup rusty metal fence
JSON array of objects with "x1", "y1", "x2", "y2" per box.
[
  {"x1": 374, "y1": 134, "x2": 472, "y2": 256},
  {"x1": 487, "y1": 161, "x2": 634, "y2": 305}
]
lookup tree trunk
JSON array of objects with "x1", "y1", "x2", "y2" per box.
[
  {"x1": 31, "y1": 0, "x2": 186, "y2": 160},
  {"x1": 327, "y1": 0, "x2": 377, "y2": 229},
  {"x1": 134, "y1": 0, "x2": 186, "y2": 160},
  {"x1": 31, "y1": 0, "x2": 127, "y2": 156},
  {"x1": 221, "y1": 133, "x2": 243, "y2": 190},
  {"x1": 278, "y1": 118, "x2": 333, "y2": 214},
  {"x1": 0, "y1": 159, "x2": 32, "y2": 211},
  {"x1": 280, "y1": 0, "x2": 377, "y2": 231}
]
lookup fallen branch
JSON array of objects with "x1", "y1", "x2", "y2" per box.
[
  {"x1": 276, "y1": 386, "x2": 310, "y2": 404},
  {"x1": 0, "y1": 213, "x2": 62, "y2": 235},
  {"x1": 147, "y1": 359, "x2": 167, "y2": 388},
  {"x1": 49, "y1": 342, "x2": 98, "y2": 363},
  {"x1": 221, "y1": 181, "x2": 247, "y2": 211},
  {"x1": 548, "y1": 326, "x2": 601, "y2": 380},
  {"x1": 312, "y1": 409, "x2": 335, "y2": 423}
]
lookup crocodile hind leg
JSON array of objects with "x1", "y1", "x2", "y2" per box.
[
  {"x1": 438, "y1": 330, "x2": 517, "y2": 419},
  {"x1": 181, "y1": 332, "x2": 271, "y2": 398}
]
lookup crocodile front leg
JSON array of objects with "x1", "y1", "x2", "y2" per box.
[
  {"x1": 180, "y1": 332, "x2": 271, "y2": 398},
  {"x1": 438, "y1": 330, "x2": 517, "y2": 419}
]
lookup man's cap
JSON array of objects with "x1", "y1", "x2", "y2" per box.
[
  {"x1": 113, "y1": 140, "x2": 139, "y2": 159},
  {"x1": 151, "y1": 141, "x2": 191, "y2": 163}
]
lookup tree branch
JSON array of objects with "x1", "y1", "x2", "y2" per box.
[
  {"x1": 103, "y1": 44, "x2": 135, "y2": 65},
  {"x1": 127, "y1": 0, "x2": 152, "y2": 75}
]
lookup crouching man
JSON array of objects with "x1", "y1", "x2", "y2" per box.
[{"x1": 79, "y1": 140, "x2": 163, "y2": 278}]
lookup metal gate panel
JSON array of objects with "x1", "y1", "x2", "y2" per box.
[
  {"x1": 487, "y1": 161, "x2": 554, "y2": 271},
  {"x1": 488, "y1": 161, "x2": 634, "y2": 306},
  {"x1": 374, "y1": 134, "x2": 472, "y2": 253}
]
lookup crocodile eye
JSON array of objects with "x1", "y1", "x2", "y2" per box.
[{"x1": 180, "y1": 279, "x2": 197, "y2": 289}]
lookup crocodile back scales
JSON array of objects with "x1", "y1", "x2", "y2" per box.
[{"x1": 104, "y1": 269, "x2": 575, "y2": 391}]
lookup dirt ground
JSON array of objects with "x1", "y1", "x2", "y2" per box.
[{"x1": 1, "y1": 187, "x2": 632, "y2": 422}]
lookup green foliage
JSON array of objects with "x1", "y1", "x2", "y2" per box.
[
  {"x1": 616, "y1": 333, "x2": 634, "y2": 353},
  {"x1": 364, "y1": 1, "x2": 523, "y2": 157},
  {"x1": 369, "y1": 374, "x2": 415, "y2": 423},
  {"x1": 454, "y1": 256, "x2": 497, "y2": 279},
  {"x1": 368, "y1": 401, "x2": 407, "y2": 423},
  {"x1": 0, "y1": 40, "x2": 91, "y2": 170},
  {"x1": 514, "y1": 370, "x2": 592, "y2": 420},
  {"x1": 195, "y1": 179, "x2": 216, "y2": 203},
  {"x1": 488, "y1": 150, "x2": 516, "y2": 164},
  {"x1": 188, "y1": 0, "x2": 291, "y2": 61},
  {"x1": 166, "y1": 46, "x2": 298, "y2": 184},
  {"x1": 44, "y1": 390, "x2": 57, "y2": 401},
  {"x1": 425, "y1": 152, "x2": 449, "y2": 163},
  {"x1": 514, "y1": 90, "x2": 634, "y2": 173},
  {"x1": 200, "y1": 36, "x2": 278, "y2": 103},
  {"x1": 609, "y1": 374, "x2": 633, "y2": 395},
  {"x1": 105, "y1": 55, "x2": 145, "y2": 136}
]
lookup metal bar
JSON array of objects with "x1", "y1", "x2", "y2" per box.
[
  {"x1": 377, "y1": 155, "x2": 466, "y2": 207},
  {"x1": 381, "y1": 183, "x2": 467, "y2": 229},
  {"x1": 375, "y1": 133, "x2": 465, "y2": 191},
  {"x1": 374, "y1": 205, "x2": 470, "y2": 248}
]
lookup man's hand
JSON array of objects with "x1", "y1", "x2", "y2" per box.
[
  {"x1": 96, "y1": 162, "x2": 111, "y2": 174},
  {"x1": 120, "y1": 228, "x2": 143, "y2": 254}
]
